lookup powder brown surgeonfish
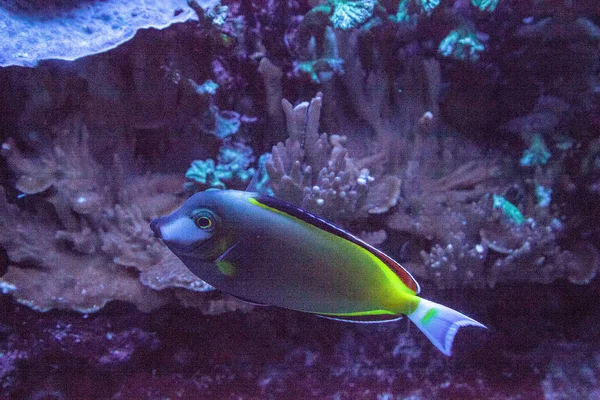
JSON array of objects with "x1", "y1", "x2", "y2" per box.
[{"x1": 150, "y1": 189, "x2": 486, "y2": 355}]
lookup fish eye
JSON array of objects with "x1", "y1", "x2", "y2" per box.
[
  {"x1": 196, "y1": 216, "x2": 212, "y2": 229},
  {"x1": 191, "y1": 209, "x2": 216, "y2": 231}
]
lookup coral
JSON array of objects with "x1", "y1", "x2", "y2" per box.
[
  {"x1": 264, "y1": 92, "x2": 400, "y2": 222},
  {"x1": 188, "y1": 0, "x2": 245, "y2": 48},
  {"x1": 505, "y1": 96, "x2": 569, "y2": 141},
  {"x1": 167, "y1": 67, "x2": 246, "y2": 140},
  {"x1": 409, "y1": 195, "x2": 569, "y2": 288},
  {"x1": 520, "y1": 134, "x2": 551, "y2": 167},
  {"x1": 0, "y1": 118, "x2": 241, "y2": 313},
  {"x1": 356, "y1": 229, "x2": 387, "y2": 246},
  {"x1": 386, "y1": 153, "x2": 594, "y2": 288},
  {"x1": 193, "y1": 79, "x2": 219, "y2": 96},
  {"x1": 0, "y1": 0, "x2": 220, "y2": 67},
  {"x1": 563, "y1": 241, "x2": 599, "y2": 285},
  {"x1": 438, "y1": 29, "x2": 485, "y2": 62},
  {"x1": 293, "y1": 57, "x2": 345, "y2": 84},
  {"x1": 258, "y1": 58, "x2": 284, "y2": 127},
  {"x1": 292, "y1": 19, "x2": 345, "y2": 84},
  {"x1": 210, "y1": 108, "x2": 242, "y2": 139},
  {"x1": 492, "y1": 195, "x2": 525, "y2": 225},
  {"x1": 471, "y1": 0, "x2": 498, "y2": 13},
  {"x1": 185, "y1": 141, "x2": 255, "y2": 191},
  {"x1": 535, "y1": 184, "x2": 552, "y2": 208},
  {"x1": 419, "y1": 0, "x2": 440, "y2": 15},
  {"x1": 329, "y1": 0, "x2": 376, "y2": 30},
  {"x1": 335, "y1": 27, "x2": 442, "y2": 173}
]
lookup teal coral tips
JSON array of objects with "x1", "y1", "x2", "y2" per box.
[
  {"x1": 536, "y1": 184, "x2": 552, "y2": 208},
  {"x1": 185, "y1": 143, "x2": 255, "y2": 190},
  {"x1": 520, "y1": 134, "x2": 551, "y2": 167},
  {"x1": 151, "y1": 190, "x2": 486, "y2": 356},
  {"x1": 418, "y1": 0, "x2": 440, "y2": 15},
  {"x1": 439, "y1": 30, "x2": 485, "y2": 62},
  {"x1": 493, "y1": 195, "x2": 525, "y2": 225},
  {"x1": 471, "y1": 0, "x2": 499, "y2": 13},
  {"x1": 329, "y1": 0, "x2": 376, "y2": 30}
]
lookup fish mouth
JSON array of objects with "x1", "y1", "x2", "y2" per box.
[
  {"x1": 149, "y1": 218, "x2": 163, "y2": 239},
  {"x1": 162, "y1": 239, "x2": 209, "y2": 258}
]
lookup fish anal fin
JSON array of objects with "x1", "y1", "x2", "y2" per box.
[
  {"x1": 227, "y1": 294, "x2": 269, "y2": 306},
  {"x1": 316, "y1": 313, "x2": 403, "y2": 324}
]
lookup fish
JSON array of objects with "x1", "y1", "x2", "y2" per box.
[{"x1": 150, "y1": 189, "x2": 486, "y2": 355}]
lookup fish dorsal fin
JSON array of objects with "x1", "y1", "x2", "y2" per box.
[
  {"x1": 253, "y1": 196, "x2": 420, "y2": 294},
  {"x1": 316, "y1": 313, "x2": 404, "y2": 324}
]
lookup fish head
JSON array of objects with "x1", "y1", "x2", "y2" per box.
[{"x1": 150, "y1": 190, "x2": 241, "y2": 262}]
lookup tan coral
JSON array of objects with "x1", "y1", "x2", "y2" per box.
[{"x1": 0, "y1": 118, "x2": 235, "y2": 313}]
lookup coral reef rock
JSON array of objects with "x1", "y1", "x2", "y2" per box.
[
  {"x1": 0, "y1": 0, "x2": 220, "y2": 67},
  {"x1": 0, "y1": 119, "x2": 246, "y2": 313}
]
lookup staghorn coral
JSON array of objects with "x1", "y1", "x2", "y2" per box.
[
  {"x1": 0, "y1": 117, "x2": 251, "y2": 313},
  {"x1": 264, "y1": 92, "x2": 400, "y2": 222}
]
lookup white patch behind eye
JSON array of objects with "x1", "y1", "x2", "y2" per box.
[{"x1": 161, "y1": 217, "x2": 212, "y2": 245}]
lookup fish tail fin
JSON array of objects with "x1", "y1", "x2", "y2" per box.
[{"x1": 407, "y1": 297, "x2": 486, "y2": 356}]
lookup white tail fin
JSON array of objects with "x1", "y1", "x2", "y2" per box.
[{"x1": 408, "y1": 297, "x2": 486, "y2": 356}]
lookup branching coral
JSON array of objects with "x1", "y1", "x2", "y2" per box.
[
  {"x1": 387, "y1": 148, "x2": 597, "y2": 288},
  {"x1": 0, "y1": 117, "x2": 251, "y2": 313},
  {"x1": 265, "y1": 93, "x2": 371, "y2": 220},
  {"x1": 335, "y1": 27, "x2": 442, "y2": 173},
  {"x1": 292, "y1": 16, "x2": 345, "y2": 83},
  {"x1": 264, "y1": 92, "x2": 401, "y2": 222}
]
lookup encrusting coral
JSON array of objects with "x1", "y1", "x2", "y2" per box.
[
  {"x1": 0, "y1": 116, "x2": 252, "y2": 314},
  {"x1": 0, "y1": 0, "x2": 219, "y2": 67}
]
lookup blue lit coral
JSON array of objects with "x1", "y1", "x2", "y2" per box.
[
  {"x1": 471, "y1": 0, "x2": 499, "y2": 13},
  {"x1": 493, "y1": 195, "x2": 525, "y2": 225},
  {"x1": 520, "y1": 134, "x2": 551, "y2": 167},
  {"x1": 329, "y1": 0, "x2": 377, "y2": 30},
  {"x1": 185, "y1": 142, "x2": 255, "y2": 191},
  {"x1": 439, "y1": 29, "x2": 485, "y2": 62}
]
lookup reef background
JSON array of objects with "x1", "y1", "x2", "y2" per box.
[{"x1": 1, "y1": 0, "x2": 600, "y2": 398}]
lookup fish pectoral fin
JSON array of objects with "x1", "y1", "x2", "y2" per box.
[
  {"x1": 315, "y1": 313, "x2": 403, "y2": 324},
  {"x1": 216, "y1": 242, "x2": 239, "y2": 262}
]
